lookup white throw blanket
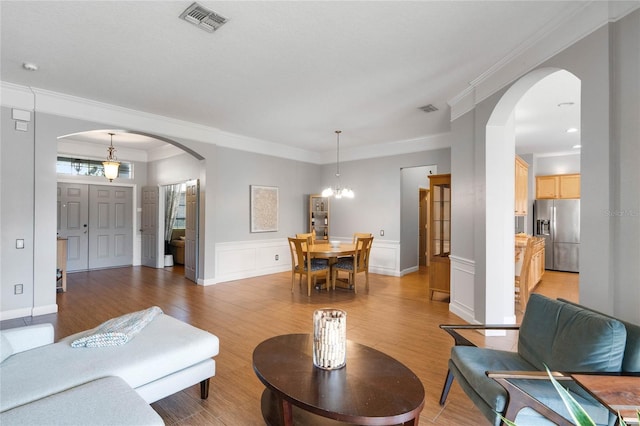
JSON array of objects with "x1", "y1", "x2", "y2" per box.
[{"x1": 71, "y1": 306, "x2": 163, "y2": 348}]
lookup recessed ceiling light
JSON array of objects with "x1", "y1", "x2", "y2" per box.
[
  {"x1": 566, "y1": 127, "x2": 578, "y2": 133},
  {"x1": 22, "y1": 62, "x2": 38, "y2": 71},
  {"x1": 573, "y1": 144, "x2": 582, "y2": 149},
  {"x1": 558, "y1": 102, "x2": 575, "y2": 107}
]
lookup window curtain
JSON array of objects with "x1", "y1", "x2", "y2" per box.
[{"x1": 164, "y1": 184, "x2": 182, "y2": 244}]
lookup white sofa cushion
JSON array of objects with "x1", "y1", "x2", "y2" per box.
[
  {"x1": 0, "y1": 323, "x2": 54, "y2": 356},
  {"x1": 0, "y1": 314, "x2": 219, "y2": 411},
  {"x1": 0, "y1": 333, "x2": 12, "y2": 363},
  {"x1": 0, "y1": 376, "x2": 163, "y2": 425}
]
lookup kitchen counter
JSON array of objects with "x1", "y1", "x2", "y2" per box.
[{"x1": 515, "y1": 235, "x2": 545, "y2": 290}]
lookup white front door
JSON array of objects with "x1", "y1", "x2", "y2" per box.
[
  {"x1": 57, "y1": 183, "x2": 89, "y2": 272},
  {"x1": 88, "y1": 185, "x2": 133, "y2": 269},
  {"x1": 58, "y1": 183, "x2": 133, "y2": 271}
]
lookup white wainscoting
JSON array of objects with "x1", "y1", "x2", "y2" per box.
[
  {"x1": 368, "y1": 240, "x2": 401, "y2": 277},
  {"x1": 213, "y1": 238, "x2": 401, "y2": 284},
  {"x1": 449, "y1": 255, "x2": 476, "y2": 323},
  {"x1": 214, "y1": 239, "x2": 291, "y2": 284}
]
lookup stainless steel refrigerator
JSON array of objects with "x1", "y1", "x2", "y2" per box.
[{"x1": 534, "y1": 199, "x2": 580, "y2": 272}]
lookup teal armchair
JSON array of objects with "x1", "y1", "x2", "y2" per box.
[{"x1": 439, "y1": 294, "x2": 640, "y2": 425}]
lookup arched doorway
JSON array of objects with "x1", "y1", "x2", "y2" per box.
[
  {"x1": 56, "y1": 130, "x2": 205, "y2": 281},
  {"x1": 484, "y1": 67, "x2": 581, "y2": 324}
]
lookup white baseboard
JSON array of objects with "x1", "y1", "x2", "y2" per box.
[
  {"x1": 0, "y1": 307, "x2": 33, "y2": 321},
  {"x1": 32, "y1": 304, "x2": 58, "y2": 317}
]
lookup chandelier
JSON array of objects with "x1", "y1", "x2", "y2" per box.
[
  {"x1": 102, "y1": 132, "x2": 121, "y2": 182},
  {"x1": 322, "y1": 130, "x2": 354, "y2": 199}
]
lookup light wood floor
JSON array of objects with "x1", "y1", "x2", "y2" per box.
[{"x1": 2, "y1": 267, "x2": 578, "y2": 425}]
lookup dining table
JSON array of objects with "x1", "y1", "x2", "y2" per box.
[
  {"x1": 304, "y1": 242, "x2": 356, "y2": 290},
  {"x1": 305, "y1": 242, "x2": 356, "y2": 259}
]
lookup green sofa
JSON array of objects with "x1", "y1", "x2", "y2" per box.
[{"x1": 439, "y1": 294, "x2": 640, "y2": 425}]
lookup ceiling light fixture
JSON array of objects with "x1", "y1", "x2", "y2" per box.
[
  {"x1": 103, "y1": 133, "x2": 120, "y2": 182},
  {"x1": 322, "y1": 131, "x2": 354, "y2": 199},
  {"x1": 566, "y1": 127, "x2": 578, "y2": 133}
]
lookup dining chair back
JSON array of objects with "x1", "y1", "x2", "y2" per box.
[
  {"x1": 296, "y1": 230, "x2": 316, "y2": 247},
  {"x1": 296, "y1": 232, "x2": 328, "y2": 268},
  {"x1": 288, "y1": 237, "x2": 330, "y2": 297},
  {"x1": 331, "y1": 236, "x2": 373, "y2": 293},
  {"x1": 515, "y1": 237, "x2": 535, "y2": 311},
  {"x1": 352, "y1": 232, "x2": 372, "y2": 243}
]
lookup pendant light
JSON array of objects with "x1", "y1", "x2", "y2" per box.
[
  {"x1": 103, "y1": 133, "x2": 121, "y2": 182},
  {"x1": 322, "y1": 130, "x2": 354, "y2": 199}
]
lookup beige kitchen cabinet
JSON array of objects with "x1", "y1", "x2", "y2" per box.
[
  {"x1": 515, "y1": 156, "x2": 528, "y2": 216},
  {"x1": 515, "y1": 235, "x2": 545, "y2": 292},
  {"x1": 535, "y1": 174, "x2": 580, "y2": 199}
]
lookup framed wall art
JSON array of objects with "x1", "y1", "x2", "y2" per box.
[{"x1": 250, "y1": 185, "x2": 279, "y2": 233}]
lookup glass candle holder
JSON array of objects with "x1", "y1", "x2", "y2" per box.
[{"x1": 313, "y1": 308, "x2": 347, "y2": 370}]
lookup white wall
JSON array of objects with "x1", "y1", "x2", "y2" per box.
[
  {"x1": 450, "y1": 10, "x2": 640, "y2": 324},
  {"x1": 610, "y1": 9, "x2": 639, "y2": 323},
  {"x1": 1, "y1": 107, "x2": 35, "y2": 317},
  {"x1": 534, "y1": 153, "x2": 580, "y2": 176}
]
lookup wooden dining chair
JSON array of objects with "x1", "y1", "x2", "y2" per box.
[
  {"x1": 331, "y1": 236, "x2": 373, "y2": 293},
  {"x1": 352, "y1": 232, "x2": 372, "y2": 242},
  {"x1": 335, "y1": 231, "x2": 373, "y2": 265},
  {"x1": 288, "y1": 237, "x2": 330, "y2": 296},
  {"x1": 296, "y1": 233, "x2": 328, "y2": 267},
  {"x1": 515, "y1": 237, "x2": 535, "y2": 311}
]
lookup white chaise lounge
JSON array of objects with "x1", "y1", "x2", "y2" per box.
[{"x1": 0, "y1": 312, "x2": 219, "y2": 425}]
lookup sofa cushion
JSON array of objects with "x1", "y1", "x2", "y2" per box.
[
  {"x1": 0, "y1": 333, "x2": 13, "y2": 363},
  {"x1": 513, "y1": 380, "x2": 612, "y2": 426},
  {"x1": 0, "y1": 314, "x2": 219, "y2": 412},
  {"x1": 0, "y1": 376, "x2": 163, "y2": 425},
  {"x1": 519, "y1": 294, "x2": 627, "y2": 372},
  {"x1": 451, "y1": 346, "x2": 537, "y2": 413},
  {"x1": 558, "y1": 298, "x2": 640, "y2": 373}
]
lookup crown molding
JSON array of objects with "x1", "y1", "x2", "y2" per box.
[
  {"x1": 448, "y1": 1, "x2": 640, "y2": 122},
  {"x1": 0, "y1": 82, "x2": 35, "y2": 110},
  {"x1": 2, "y1": 81, "x2": 454, "y2": 165},
  {"x1": 326, "y1": 132, "x2": 453, "y2": 165}
]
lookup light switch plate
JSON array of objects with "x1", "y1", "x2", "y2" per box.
[{"x1": 16, "y1": 239, "x2": 24, "y2": 249}]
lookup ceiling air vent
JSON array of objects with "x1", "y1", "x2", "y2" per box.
[
  {"x1": 180, "y1": 2, "x2": 228, "y2": 33},
  {"x1": 419, "y1": 104, "x2": 439, "y2": 113}
]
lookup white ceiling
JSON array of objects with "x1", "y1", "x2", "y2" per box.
[{"x1": 1, "y1": 1, "x2": 592, "y2": 156}]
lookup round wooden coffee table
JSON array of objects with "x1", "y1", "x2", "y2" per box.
[{"x1": 252, "y1": 334, "x2": 425, "y2": 425}]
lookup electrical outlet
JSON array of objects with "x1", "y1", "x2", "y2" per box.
[
  {"x1": 14, "y1": 284, "x2": 23, "y2": 295},
  {"x1": 380, "y1": 230, "x2": 384, "y2": 236},
  {"x1": 275, "y1": 254, "x2": 279, "y2": 261}
]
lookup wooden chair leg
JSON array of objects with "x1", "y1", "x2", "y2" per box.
[{"x1": 365, "y1": 271, "x2": 369, "y2": 290}]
